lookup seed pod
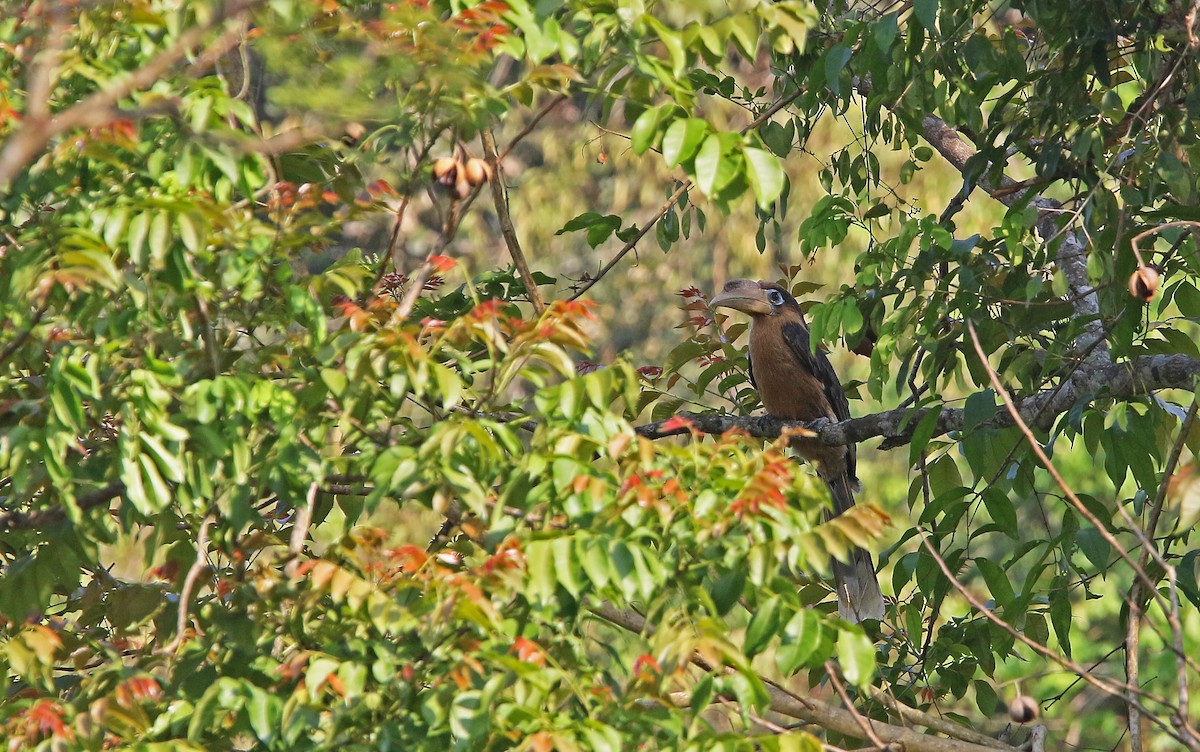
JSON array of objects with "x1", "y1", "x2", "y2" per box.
[
  {"x1": 432, "y1": 157, "x2": 459, "y2": 187},
  {"x1": 1128, "y1": 265, "x2": 1160, "y2": 302},
  {"x1": 1008, "y1": 695, "x2": 1039, "y2": 724},
  {"x1": 463, "y1": 157, "x2": 493, "y2": 186},
  {"x1": 454, "y1": 174, "x2": 472, "y2": 200}
]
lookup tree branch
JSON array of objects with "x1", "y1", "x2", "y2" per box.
[
  {"x1": 482, "y1": 129, "x2": 545, "y2": 315},
  {"x1": 569, "y1": 86, "x2": 804, "y2": 301},
  {"x1": 0, "y1": 482, "x2": 125, "y2": 533},
  {"x1": 0, "y1": 0, "x2": 262, "y2": 189},
  {"x1": 919, "y1": 115, "x2": 1107, "y2": 363},
  {"x1": 590, "y1": 602, "x2": 1014, "y2": 752},
  {"x1": 634, "y1": 353, "x2": 1200, "y2": 448}
]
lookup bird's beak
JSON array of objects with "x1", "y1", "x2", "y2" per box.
[{"x1": 710, "y1": 281, "x2": 772, "y2": 315}]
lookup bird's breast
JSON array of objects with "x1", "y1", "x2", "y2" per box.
[{"x1": 748, "y1": 321, "x2": 838, "y2": 422}]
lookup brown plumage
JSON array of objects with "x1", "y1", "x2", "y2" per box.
[{"x1": 710, "y1": 278, "x2": 884, "y2": 622}]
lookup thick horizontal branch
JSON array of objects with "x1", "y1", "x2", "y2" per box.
[
  {"x1": 0, "y1": 482, "x2": 125, "y2": 533},
  {"x1": 635, "y1": 354, "x2": 1200, "y2": 449}
]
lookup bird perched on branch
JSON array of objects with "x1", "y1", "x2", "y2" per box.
[{"x1": 709, "y1": 278, "x2": 884, "y2": 623}]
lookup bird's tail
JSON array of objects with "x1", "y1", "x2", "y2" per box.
[{"x1": 825, "y1": 473, "x2": 885, "y2": 623}]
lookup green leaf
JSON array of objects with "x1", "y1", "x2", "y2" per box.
[
  {"x1": 694, "y1": 134, "x2": 723, "y2": 195},
  {"x1": 127, "y1": 211, "x2": 150, "y2": 264},
  {"x1": 914, "y1": 0, "x2": 938, "y2": 30},
  {"x1": 775, "y1": 610, "x2": 822, "y2": 675},
  {"x1": 963, "y1": 389, "x2": 998, "y2": 433},
  {"x1": 743, "y1": 146, "x2": 785, "y2": 209},
  {"x1": 982, "y1": 488, "x2": 1018, "y2": 539},
  {"x1": 1175, "y1": 282, "x2": 1200, "y2": 318},
  {"x1": 631, "y1": 106, "x2": 664, "y2": 155},
  {"x1": 149, "y1": 211, "x2": 170, "y2": 262},
  {"x1": 744, "y1": 596, "x2": 782, "y2": 657},
  {"x1": 976, "y1": 558, "x2": 1014, "y2": 608},
  {"x1": 642, "y1": 15, "x2": 686, "y2": 75},
  {"x1": 710, "y1": 567, "x2": 745, "y2": 616},
  {"x1": 321, "y1": 367, "x2": 347, "y2": 397},
  {"x1": 874, "y1": 13, "x2": 899, "y2": 51},
  {"x1": 552, "y1": 536, "x2": 584, "y2": 597},
  {"x1": 661, "y1": 118, "x2": 708, "y2": 167},
  {"x1": 836, "y1": 629, "x2": 875, "y2": 688},
  {"x1": 907, "y1": 408, "x2": 944, "y2": 466},
  {"x1": 525, "y1": 540, "x2": 556, "y2": 603},
  {"x1": 974, "y1": 679, "x2": 998, "y2": 716},
  {"x1": 1076, "y1": 527, "x2": 1111, "y2": 572},
  {"x1": 824, "y1": 44, "x2": 852, "y2": 96},
  {"x1": 761, "y1": 120, "x2": 794, "y2": 157},
  {"x1": 1049, "y1": 585, "x2": 1073, "y2": 657}
]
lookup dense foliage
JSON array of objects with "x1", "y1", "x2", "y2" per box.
[{"x1": 2, "y1": 0, "x2": 1200, "y2": 750}]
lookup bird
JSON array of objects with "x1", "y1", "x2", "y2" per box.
[{"x1": 709, "y1": 278, "x2": 884, "y2": 623}]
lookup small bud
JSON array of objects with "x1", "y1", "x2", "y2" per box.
[
  {"x1": 462, "y1": 157, "x2": 493, "y2": 186},
  {"x1": 432, "y1": 157, "x2": 459, "y2": 187},
  {"x1": 1128, "y1": 265, "x2": 1159, "y2": 302},
  {"x1": 1009, "y1": 695, "x2": 1039, "y2": 724}
]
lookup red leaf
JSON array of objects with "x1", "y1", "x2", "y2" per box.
[
  {"x1": 428, "y1": 254, "x2": 456, "y2": 272},
  {"x1": 659, "y1": 416, "x2": 694, "y2": 432}
]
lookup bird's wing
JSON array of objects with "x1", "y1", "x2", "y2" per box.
[{"x1": 780, "y1": 320, "x2": 856, "y2": 481}]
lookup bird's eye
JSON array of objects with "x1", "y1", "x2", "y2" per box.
[{"x1": 766, "y1": 289, "x2": 785, "y2": 306}]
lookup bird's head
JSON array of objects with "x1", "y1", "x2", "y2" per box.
[{"x1": 709, "y1": 278, "x2": 799, "y2": 317}]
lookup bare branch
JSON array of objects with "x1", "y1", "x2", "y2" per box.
[
  {"x1": 633, "y1": 353, "x2": 1200, "y2": 448},
  {"x1": 915, "y1": 528, "x2": 1191, "y2": 747},
  {"x1": 164, "y1": 516, "x2": 214, "y2": 654},
  {"x1": 590, "y1": 602, "x2": 1015, "y2": 752},
  {"x1": 481, "y1": 129, "x2": 545, "y2": 315},
  {"x1": 0, "y1": 482, "x2": 125, "y2": 533},
  {"x1": 0, "y1": 0, "x2": 263, "y2": 189},
  {"x1": 920, "y1": 116, "x2": 1107, "y2": 362},
  {"x1": 497, "y1": 94, "x2": 567, "y2": 163}
]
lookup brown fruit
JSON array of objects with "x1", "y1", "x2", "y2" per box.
[
  {"x1": 432, "y1": 157, "x2": 459, "y2": 187},
  {"x1": 463, "y1": 157, "x2": 493, "y2": 186},
  {"x1": 1008, "y1": 695, "x2": 1039, "y2": 724},
  {"x1": 1128, "y1": 265, "x2": 1160, "y2": 302}
]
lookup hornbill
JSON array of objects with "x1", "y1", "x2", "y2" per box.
[{"x1": 710, "y1": 278, "x2": 884, "y2": 623}]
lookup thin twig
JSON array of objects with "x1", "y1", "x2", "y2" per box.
[
  {"x1": 1129, "y1": 399, "x2": 1199, "y2": 751},
  {"x1": 0, "y1": 0, "x2": 263, "y2": 188},
  {"x1": 589, "y1": 602, "x2": 1011, "y2": 752},
  {"x1": 569, "y1": 86, "x2": 804, "y2": 301},
  {"x1": 498, "y1": 94, "x2": 567, "y2": 163},
  {"x1": 826, "y1": 660, "x2": 887, "y2": 749},
  {"x1": 164, "y1": 516, "x2": 214, "y2": 654},
  {"x1": 481, "y1": 129, "x2": 544, "y2": 314},
  {"x1": 569, "y1": 179, "x2": 692, "y2": 301},
  {"x1": 915, "y1": 528, "x2": 1188, "y2": 747},
  {"x1": 964, "y1": 323, "x2": 1172, "y2": 612}
]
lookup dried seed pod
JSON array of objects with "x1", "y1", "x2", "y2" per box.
[
  {"x1": 462, "y1": 157, "x2": 493, "y2": 186},
  {"x1": 1128, "y1": 265, "x2": 1160, "y2": 301},
  {"x1": 1008, "y1": 695, "x2": 1039, "y2": 724},
  {"x1": 432, "y1": 157, "x2": 459, "y2": 187},
  {"x1": 454, "y1": 174, "x2": 472, "y2": 200}
]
